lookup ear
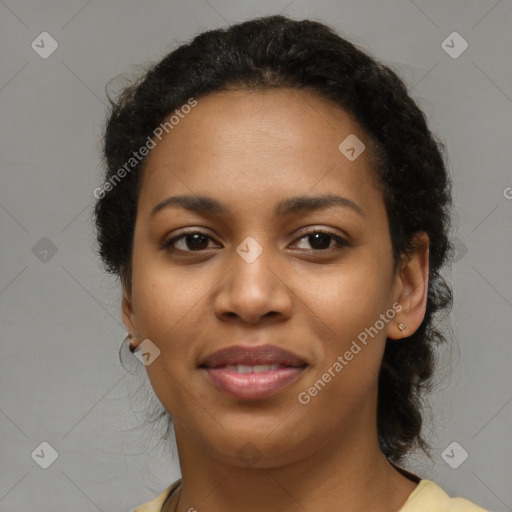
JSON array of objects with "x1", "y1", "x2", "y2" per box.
[
  {"x1": 388, "y1": 232, "x2": 429, "y2": 340},
  {"x1": 122, "y1": 285, "x2": 141, "y2": 350}
]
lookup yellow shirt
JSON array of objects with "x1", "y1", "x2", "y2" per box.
[{"x1": 133, "y1": 478, "x2": 489, "y2": 511}]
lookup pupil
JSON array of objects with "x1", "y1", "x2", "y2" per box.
[
  {"x1": 187, "y1": 233, "x2": 208, "y2": 250},
  {"x1": 183, "y1": 233, "x2": 332, "y2": 251},
  {"x1": 309, "y1": 233, "x2": 331, "y2": 250}
]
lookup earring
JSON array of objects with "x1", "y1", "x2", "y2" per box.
[
  {"x1": 120, "y1": 332, "x2": 137, "y2": 353},
  {"x1": 127, "y1": 333, "x2": 137, "y2": 353},
  {"x1": 397, "y1": 322, "x2": 406, "y2": 332},
  {"x1": 119, "y1": 333, "x2": 139, "y2": 375}
]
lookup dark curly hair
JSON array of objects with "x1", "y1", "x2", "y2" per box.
[{"x1": 94, "y1": 14, "x2": 453, "y2": 464}]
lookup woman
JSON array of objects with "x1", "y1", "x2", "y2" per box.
[{"x1": 94, "y1": 15, "x2": 488, "y2": 512}]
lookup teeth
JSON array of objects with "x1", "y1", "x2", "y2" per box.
[
  {"x1": 223, "y1": 364, "x2": 281, "y2": 373},
  {"x1": 253, "y1": 364, "x2": 280, "y2": 372}
]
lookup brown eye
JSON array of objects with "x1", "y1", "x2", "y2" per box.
[
  {"x1": 163, "y1": 232, "x2": 217, "y2": 252},
  {"x1": 292, "y1": 230, "x2": 348, "y2": 251}
]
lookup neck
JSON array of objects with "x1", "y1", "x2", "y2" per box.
[{"x1": 165, "y1": 420, "x2": 418, "y2": 512}]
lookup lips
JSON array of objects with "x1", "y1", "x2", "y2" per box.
[
  {"x1": 200, "y1": 344, "x2": 307, "y2": 368},
  {"x1": 199, "y1": 344, "x2": 308, "y2": 400}
]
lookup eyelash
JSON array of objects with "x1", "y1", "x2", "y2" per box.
[{"x1": 162, "y1": 228, "x2": 349, "y2": 254}]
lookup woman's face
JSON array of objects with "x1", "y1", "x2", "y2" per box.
[{"x1": 123, "y1": 88, "x2": 418, "y2": 467}]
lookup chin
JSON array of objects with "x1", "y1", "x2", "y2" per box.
[{"x1": 197, "y1": 420, "x2": 319, "y2": 469}]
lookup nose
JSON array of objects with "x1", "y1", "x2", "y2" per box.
[{"x1": 213, "y1": 241, "x2": 293, "y2": 324}]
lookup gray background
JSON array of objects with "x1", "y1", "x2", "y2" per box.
[{"x1": 1, "y1": 1, "x2": 511, "y2": 511}]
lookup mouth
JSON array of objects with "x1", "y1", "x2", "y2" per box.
[{"x1": 199, "y1": 344, "x2": 308, "y2": 400}]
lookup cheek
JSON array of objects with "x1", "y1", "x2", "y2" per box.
[
  {"x1": 129, "y1": 263, "x2": 202, "y2": 414},
  {"x1": 132, "y1": 274, "x2": 203, "y2": 346},
  {"x1": 127, "y1": 231, "x2": 210, "y2": 417},
  {"x1": 298, "y1": 257, "x2": 393, "y2": 392},
  {"x1": 300, "y1": 258, "x2": 392, "y2": 333},
  {"x1": 129, "y1": 233, "x2": 202, "y2": 337}
]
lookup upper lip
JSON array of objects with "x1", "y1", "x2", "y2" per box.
[{"x1": 200, "y1": 344, "x2": 307, "y2": 368}]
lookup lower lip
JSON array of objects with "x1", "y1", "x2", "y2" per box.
[{"x1": 202, "y1": 366, "x2": 306, "y2": 400}]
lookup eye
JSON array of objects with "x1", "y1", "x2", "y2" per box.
[
  {"x1": 162, "y1": 228, "x2": 349, "y2": 254},
  {"x1": 291, "y1": 230, "x2": 348, "y2": 251},
  {"x1": 162, "y1": 231, "x2": 219, "y2": 252}
]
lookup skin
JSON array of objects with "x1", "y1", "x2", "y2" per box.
[{"x1": 122, "y1": 88, "x2": 430, "y2": 512}]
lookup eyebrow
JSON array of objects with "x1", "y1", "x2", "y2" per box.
[{"x1": 150, "y1": 193, "x2": 366, "y2": 218}]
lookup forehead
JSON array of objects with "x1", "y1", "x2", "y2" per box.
[
  {"x1": 147, "y1": 87, "x2": 362, "y2": 161},
  {"x1": 137, "y1": 88, "x2": 382, "y2": 218}
]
